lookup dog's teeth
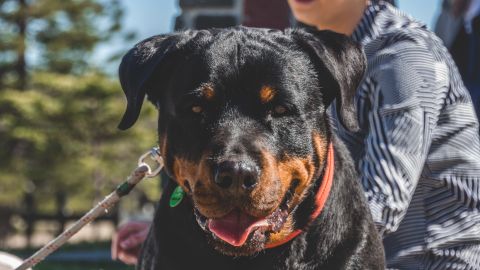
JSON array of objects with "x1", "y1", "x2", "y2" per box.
[
  {"x1": 197, "y1": 218, "x2": 207, "y2": 230},
  {"x1": 211, "y1": 232, "x2": 219, "y2": 240},
  {"x1": 194, "y1": 209, "x2": 208, "y2": 230}
]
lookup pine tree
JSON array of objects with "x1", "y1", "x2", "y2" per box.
[
  {"x1": 0, "y1": 1, "x2": 159, "y2": 245},
  {"x1": 0, "y1": 0, "x2": 126, "y2": 89}
]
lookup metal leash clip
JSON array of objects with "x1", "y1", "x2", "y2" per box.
[{"x1": 138, "y1": 146, "x2": 164, "y2": 178}]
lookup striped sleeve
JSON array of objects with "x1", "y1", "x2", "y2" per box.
[{"x1": 358, "y1": 39, "x2": 443, "y2": 235}]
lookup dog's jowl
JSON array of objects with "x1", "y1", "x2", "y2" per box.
[{"x1": 118, "y1": 27, "x2": 385, "y2": 270}]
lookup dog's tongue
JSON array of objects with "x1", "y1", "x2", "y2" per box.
[{"x1": 208, "y1": 209, "x2": 268, "y2": 247}]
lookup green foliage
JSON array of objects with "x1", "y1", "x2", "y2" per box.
[
  {"x1": 35, "y1": 262, "x2": 134, "y2": 270},
  {"x1": 9, "y1": 241, "x2": 134, "y2": 270},
  {"x1": 31, "y1": 0, "x2": 125, "y2": 74},
  {"x1": 0, "y1": 71, "x2": 160, "y2": 212},
  {"x1": 0, "y1": 0, "x2": 159, "y2": 228},
  {"x1": 0, "y1": 0, "x2": 131, "y2": 88}
]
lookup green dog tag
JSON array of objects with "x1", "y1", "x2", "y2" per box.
[{"x1": 169, "y1": 186, "x2": 185, "y2": 208}]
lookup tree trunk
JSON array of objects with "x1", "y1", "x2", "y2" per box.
[{"x1": 15, "y1": 0, "x2": 27, "y2": 90}]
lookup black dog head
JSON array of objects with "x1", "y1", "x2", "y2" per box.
[{"x1": 118, "y1": 27, "x2": 365, "y2": 256}]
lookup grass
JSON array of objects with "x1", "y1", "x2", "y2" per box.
[
  {"x1": 34, "y1": 261, "x2": 134, "y2": 270},
  {"x1": 7, "y1": 241, "x2": 134, "y2": 270}
]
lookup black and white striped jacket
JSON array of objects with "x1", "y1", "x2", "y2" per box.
[{"x1": 333, "y1": 2, "x2": 480, "y2": 269}]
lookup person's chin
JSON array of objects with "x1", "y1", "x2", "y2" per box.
[
  {"x1": 292, "y1": 0, "x2": 315, "y2": 4},
  {"x1": 289, "y1": 0, "x2": 319, "y2": 19},
  {"x1": 289, "y1": 0, "x2": 317, "y2": 9}
]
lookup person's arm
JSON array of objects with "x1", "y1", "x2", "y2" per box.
[{"x1": 357, "y1": 41, "x2": 445, "y2": 236}]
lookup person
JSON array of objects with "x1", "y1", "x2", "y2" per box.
[
  {"x1": 435, "y1": 0, "x2": 480, "y2": 118},
  {"x1": 113, "y1": 1, "x2": 480, "y2": 268},
  {"x1": 289, "y1": 0, "x2": 480, "y2": 268}
]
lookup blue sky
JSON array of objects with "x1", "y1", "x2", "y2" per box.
[
  {"x1": 398, "y1": 0, "x2": 442, "y2": 27},
  {"x1": 94, "y1": 0, "x2": 443, "y2": 73},
  {"x1": 121, "y1": 0, "x2": 179, "y2": 42}
]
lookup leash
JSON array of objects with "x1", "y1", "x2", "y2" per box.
[{"x1": 14, "y1": 147, "x2": 164, "y2": 270}]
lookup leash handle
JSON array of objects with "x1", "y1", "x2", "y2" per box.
[{"x1": 15, "y1": 147, "x2": 163, "y2": 270}]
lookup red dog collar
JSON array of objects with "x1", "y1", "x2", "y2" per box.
[{"x1": 265, "y1": 143, "x2": 335, "y2": 249}]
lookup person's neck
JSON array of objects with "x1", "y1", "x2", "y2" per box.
[{"x1": 314, "y1": 0, "x2": 368, "y2": 35}]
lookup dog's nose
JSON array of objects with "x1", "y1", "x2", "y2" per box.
[{"x1": 214, "y1": 161, "x2": 259, "y2": 190}]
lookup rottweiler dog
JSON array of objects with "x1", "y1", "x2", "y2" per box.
[{"x1": 117, "y1": 27, "x2": 385, "y2": 269}]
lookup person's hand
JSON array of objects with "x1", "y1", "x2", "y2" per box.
[{"x1": 111, "y1": 221, "x2": 151, "y2": 265}]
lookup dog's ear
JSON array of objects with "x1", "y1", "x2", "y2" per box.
[
  {"x1": 290, "y1": 28, "x2": 366, "y2": 132},
  {"x1": 117, "y1": 32, "x2": 199, "y2": 130}
]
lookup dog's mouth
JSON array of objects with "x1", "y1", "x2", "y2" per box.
[{"x1": 193, "y1": 182, "x2": 295, "y2": 248}]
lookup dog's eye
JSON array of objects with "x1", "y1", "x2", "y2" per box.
[
  {"x1": 273, "y1": 105, "x2": 287, "y2": 116},
  {"x1": 191, "y1": 105, "x2": 203, "y2": 114}
]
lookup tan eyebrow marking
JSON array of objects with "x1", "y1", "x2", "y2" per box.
[
  {"x1": 201, "y1": 84, "x2": 215, "y2": 100},
  {"x1": 259, "y1": 85, "x2": 276, "y2": 104}
]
